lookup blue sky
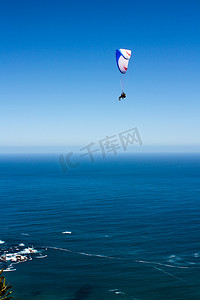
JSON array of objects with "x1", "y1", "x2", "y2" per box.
[{"x1": 0, "y1": 0, "x2": 200, "y2": 152}]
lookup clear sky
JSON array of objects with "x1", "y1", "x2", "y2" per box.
[{"x1": 0, "y1": 0, "x2": 200, "y2": 152}]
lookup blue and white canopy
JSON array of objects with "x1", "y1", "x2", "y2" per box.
[{"x1": 116, "y1": 48, "x2": 132, "y2": 74}]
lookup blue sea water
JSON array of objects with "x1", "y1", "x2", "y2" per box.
[{"x1": 0, "y1": 153, "x2": 200, "y2": 300}]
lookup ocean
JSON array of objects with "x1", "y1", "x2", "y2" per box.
[{"x1": 0, "y1": 153, "x2": 200, "y2": 300}]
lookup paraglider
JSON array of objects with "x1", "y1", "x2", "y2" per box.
[{"x1": 116, "y1": 48, "x2": 132, "y2": 101}]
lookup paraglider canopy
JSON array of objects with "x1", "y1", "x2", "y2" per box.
[{"x1": 116, "y1": 48, "x2": 132, "y2": 74}]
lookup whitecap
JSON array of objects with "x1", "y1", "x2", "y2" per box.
[
  {"x1": 2, "y1": 254, "x2": 18, "y2": 262},
  {"x1": 167, "y1": 255, "x2": 181, "y2": 264},
  {"x1": 109, "y1": 289, "x2": 124, "y2": 295},
  {"x1": 4, "y1": 267, "x2": 16, "y2": 272},
  {"x1": 194, "y1": 252, "x2": 200, "y2": 258},
  {"x1": 62, "y1": 231, "x2": 72, "y2": 234},
  {"x1": 36, "y1": 255, "x2": 47, "y2": 259},
  {"x1": 0, "y1": 240, "x2": 5, "y2": 244},
  {"x1": 19, "y1": 247, "x2": 38, "y2": 254}
]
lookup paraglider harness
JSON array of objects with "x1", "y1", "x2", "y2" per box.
[{"x1": 119, "y1": 92, "x2": 126, "y2": 101}]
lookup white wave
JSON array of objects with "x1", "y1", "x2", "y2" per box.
[
  {"x1": 47, "y1": 246, "x2": 72, "y2": 253},
  {"x1": 19, "y1": 243, "x2": 25, "y2": 247},
  {"x1": 2, "y1": 254, "x2": 18, "y2": 262},
  {"x1": 194, "y1": 252, "x2": 200, "y2": 258},
  {"x1": 109, "y1": 289, "x2": 124, "y2": 295},
  {"x1": 36, "y1": 255, "x2": 47, "y2": 259},
  {"x1": 153, "y1": 266, "x2": 186, "y2": 282},
  {"x1": 47, "y1": 246, "x2": 191, "y2": 270},
  {"x1": 135, "y1": 260, "x2": 189, "y2": 269},
  {"x1": 0, "y1": 240, "x2": 5, "y2": 244},
  {"x1": 19, "y1": 247, "x2": 38, "y2": 254},
  {"x1": 167, "y1": 254, "x2": 181, "y2": 264},
  {"x1": 62, "y1": 231, "x2": 72, "y2": 234},
  {"x1": 47, "y1": 246, "x2": 116, "y2": 260},
  {"x1": 4, "y1": 267, "x2": 16, "y2": 272},
  {"x1": 115, "y1": 291, "x2": 124, "y2": 295},
  {"x1": 75, "y1": 251, "x2": 118, "y2": 260}
]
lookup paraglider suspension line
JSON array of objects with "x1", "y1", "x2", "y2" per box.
[{"x1": 120, "y1": 75, "x2": 123, "y2": 93}]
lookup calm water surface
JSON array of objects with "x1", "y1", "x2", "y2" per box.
[{"x1": 0, "y1": 153, "x2": 200, "y2": 299}]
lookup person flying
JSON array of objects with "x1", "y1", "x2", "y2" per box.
[{"x1": 118, "y1": 92, "x2": 126, "y2": 101}]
